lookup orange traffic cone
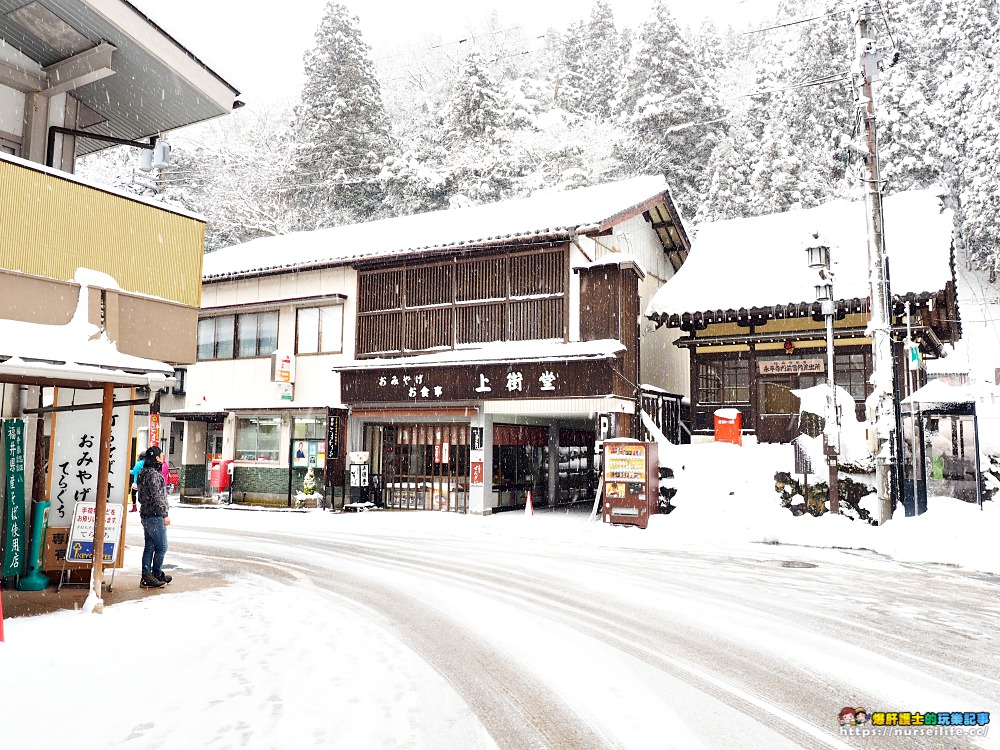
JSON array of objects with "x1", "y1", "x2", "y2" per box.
[{"x1": 524, "y1": 490, "x2": 534, "y2": 517}]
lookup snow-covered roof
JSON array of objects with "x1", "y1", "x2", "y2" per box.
[
  {"x1": 335, "y1": 339, "x2": 625, "y2": 370},
  {"x1": 646, "y1": 189, "x2": 955, "y2": 320},
  {"x1": 203, "y1": 176, "x2": 672, "y2": 280},
  {"x1": 901, "y1": 379, "x2": 1000, "y2": 407},
  {"x1": 573, "y1": 251, "x2": 648, "y2": 279}
]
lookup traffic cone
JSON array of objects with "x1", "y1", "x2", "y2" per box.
[{"x1": 524, "y1": 490, "x2": 533, "y2": 517}]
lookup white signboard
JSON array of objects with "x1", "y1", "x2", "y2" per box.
[
  {"x1": 271, "y1": 351, "x2": 296, "y2": 383},
  {"x1": 48, "y1": 388, "x2": 132, "y2": 528},
  {"x1": 64, "y1": 501, "x2": 125, "y2": 564}
]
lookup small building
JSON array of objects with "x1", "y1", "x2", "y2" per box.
[
  {"x1": 645, "y1": 189, "x2": 961, "y2": 443},
  {"x1": 182, "y1": 176, "x2": 692, "y2": 511},
  {"x1": 0, "y1": 2, "x2": 238, "y2": 579}
]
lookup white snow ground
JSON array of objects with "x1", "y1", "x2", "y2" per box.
[{"x1": 2, "y1": 442, "x2": 997, "y2": 749}]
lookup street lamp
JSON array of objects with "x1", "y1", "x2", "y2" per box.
[{"x1": 805, "y1": 244, "x2": 841, "y2": 514}]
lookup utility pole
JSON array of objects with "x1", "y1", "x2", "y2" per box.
[{"x1": 854, "y1": 4, "x2": 895, "y2": 524}]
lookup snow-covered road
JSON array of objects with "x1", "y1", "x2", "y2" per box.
[{"x1": 3, "y1": 506, "x2": 998, "y2": 749}]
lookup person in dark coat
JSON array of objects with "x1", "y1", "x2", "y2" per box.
[{"x1": 137, "y1": 446, "x2": 172, "y2": 588}]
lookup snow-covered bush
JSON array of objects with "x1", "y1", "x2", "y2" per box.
[{"x1": 774, "y1": 471, "x2": 877, "y2": 524}]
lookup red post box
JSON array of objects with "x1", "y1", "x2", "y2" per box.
[
  {"x1": 713, "y1": 408, "x2": 743, "y2": 446},
  {"x1": 210, "y1": 459, "x2": 233, "y2": 493}
]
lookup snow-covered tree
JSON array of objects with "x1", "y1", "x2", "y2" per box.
[
  {"x1": 292, "y1": 1, "x2": 392, "y2": 228},
  {"x1": 447, "y1": 50, "x2": 507, "y2": 140},
  {"x1": 616, "y1": 0, "x2": 725, "y2": 218},
  {"x1": 580, "y1": 1, "x2": 628, "y2": 119}
]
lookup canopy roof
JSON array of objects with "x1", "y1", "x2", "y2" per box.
[{"x1": 0, "y1": 0, "x2": 240, "y2": 156}]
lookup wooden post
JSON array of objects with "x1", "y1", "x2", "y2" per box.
[{"x1": 91, "y1": 383, "x2": 115, "y2": 608}]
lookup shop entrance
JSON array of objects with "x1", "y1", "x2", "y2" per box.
[
  {"x1": 364, "y1": 423, "x2": 470, "y2": 512},
  {"x1": 757, "y1": 376, "x2": 800, "y2": 443},
  {"x1": 205, "y1": 423, "x2": 224, "y2": 486},
  {"x1": 492, "y1": 424, "x2": 549, "y2": 510}
]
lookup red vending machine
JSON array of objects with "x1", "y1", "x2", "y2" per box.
[{"x1": 602, "y1": 440, "x2": 659, "y2": 529}]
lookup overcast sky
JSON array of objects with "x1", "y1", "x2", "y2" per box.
[{"x1": 131, "y1": 0, "x2": 778, "y2": 108}]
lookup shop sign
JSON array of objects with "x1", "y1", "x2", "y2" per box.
[
  {"x1": 758, "y1": 359, "x2": 825, "y2": 375},
  {"x1": 148, "y1": 413, "x2": 160, "y2": 447},
  {"x1": 271, "y1": 351, "x2": 296, "y2": 383},
  {"x1": 470, "y1": 450, "x2": 484, "y2": 487},
  {"x1": 49, "y1": 388, "x2": 131, "y2": 529},
  {"x1": 64, "y1": 501, "x2": 123, "y2": 563},
  {"x1": 2, "y1": 419, "x2": 26, "y2": 577},
  {"x1": 470, "y1": 427, "x2": 484, "y2": 451},
  {"x1": 327, "y1": 415, "x2": 341, "y2": 458},
  {"x1": 341, "y1": 360, "x2": 619, "y2": 403}
]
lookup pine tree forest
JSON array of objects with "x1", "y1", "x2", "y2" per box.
[{"x1": 79, "y1": 0, "x2": 1000, "y2": 279}]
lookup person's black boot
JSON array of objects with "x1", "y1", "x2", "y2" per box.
[
  {"x1": 156, "y1": 572, "x2": 173, "y2": 584},
  {"x1": 140, "y1": 573, "x2": 165, "y2": 588}
]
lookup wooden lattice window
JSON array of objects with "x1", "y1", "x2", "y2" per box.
[
  {"x1": 357, "y1": 311, "x2": 404, "y2": 354},
  {"x1": 358, "y1": 270, "x2": 403, "y2": 313},
  {"x1": 405, "y1": 308, "x2": 452, "y2": 351},
  {"x1": 509, "y1": 298, "x2": 563, "y2": 340},
  {"x1": 457, "y1": 303, "x2": 505, "y2": 344},
  {"x1": 356, "y1": 247, "x2": 568, "y2": 357},
  {"x1": 510, "y1": 250, "x2": 564, "y2": 296},
  {"x1": 457, "y1": 257, "x2": 506, "y2": 301},
  {"x1": 407, "y1": 264, "x2": 453, "y2": 308}
]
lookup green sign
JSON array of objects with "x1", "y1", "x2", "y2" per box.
[
  {"x1": 908, "y1": 344, "x2": 921, "y2": 370},
  {"x1": 2, "y1": 419, "x2": 26, "y2": 577}
]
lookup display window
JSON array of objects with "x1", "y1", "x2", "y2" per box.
[{"x1": 364, "y1": 423, "x2": 469, "y2": 512}]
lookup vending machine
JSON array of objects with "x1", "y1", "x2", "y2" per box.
[{"x1": 602, "y1": 440, "x2": 659, "y2": 529}]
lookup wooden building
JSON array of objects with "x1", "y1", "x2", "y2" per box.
[
  {"x1": 186, "y1": 176, "x2": 691, "y2": 512},
  {"x1": 645, "y1": 189, "x2": 960, "y2": 443}
]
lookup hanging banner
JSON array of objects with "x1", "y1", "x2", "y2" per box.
[
  {"x1": 2, "y1": 419, "x2": 26, "y2": 577},
  {"x1": 149, "y1": 413, "x2": 160, "y2": 447},
  {"x1": 48, "y1": 388, "x2": 132, "y2": 528}
]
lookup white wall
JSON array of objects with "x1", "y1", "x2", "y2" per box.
[
  {"x1": 0, "y1": 84, "x2": 24, "y2": 139},
  {"x1": 191, "y1": 266, "x2": 358, "y2": 411}
]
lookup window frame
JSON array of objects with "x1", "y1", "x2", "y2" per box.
[
  {"x1": 295, "y1": 304, "x2": 345, "y2": 355},
  {"x1": 235, "y1": 415, "x2": 282, "y2": 463},
  {"x1": 197, "y1": 310, "x2": 278, "y2": 361}
]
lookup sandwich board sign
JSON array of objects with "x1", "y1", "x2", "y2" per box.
[{"x1": 64, "y1": 502, "x2": 124, "y2": 563}]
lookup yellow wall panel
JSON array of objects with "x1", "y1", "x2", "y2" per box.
[{"x1": 0, "y1": 159, "x2": 204, "y2": 307}]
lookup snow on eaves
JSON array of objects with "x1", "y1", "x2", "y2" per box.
[
  {"x1": 202, "y1": 175, "x2": 671, "y2": 280},
  {"x1": 0, "y1": 269, "x2": 174, "y2": 380},
  {"x1": 645, "y1": 189, "x2": 955, "y2": 319},
  {"x1": 335, "y1": 339, "x2": 625, "y2": 370}
]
